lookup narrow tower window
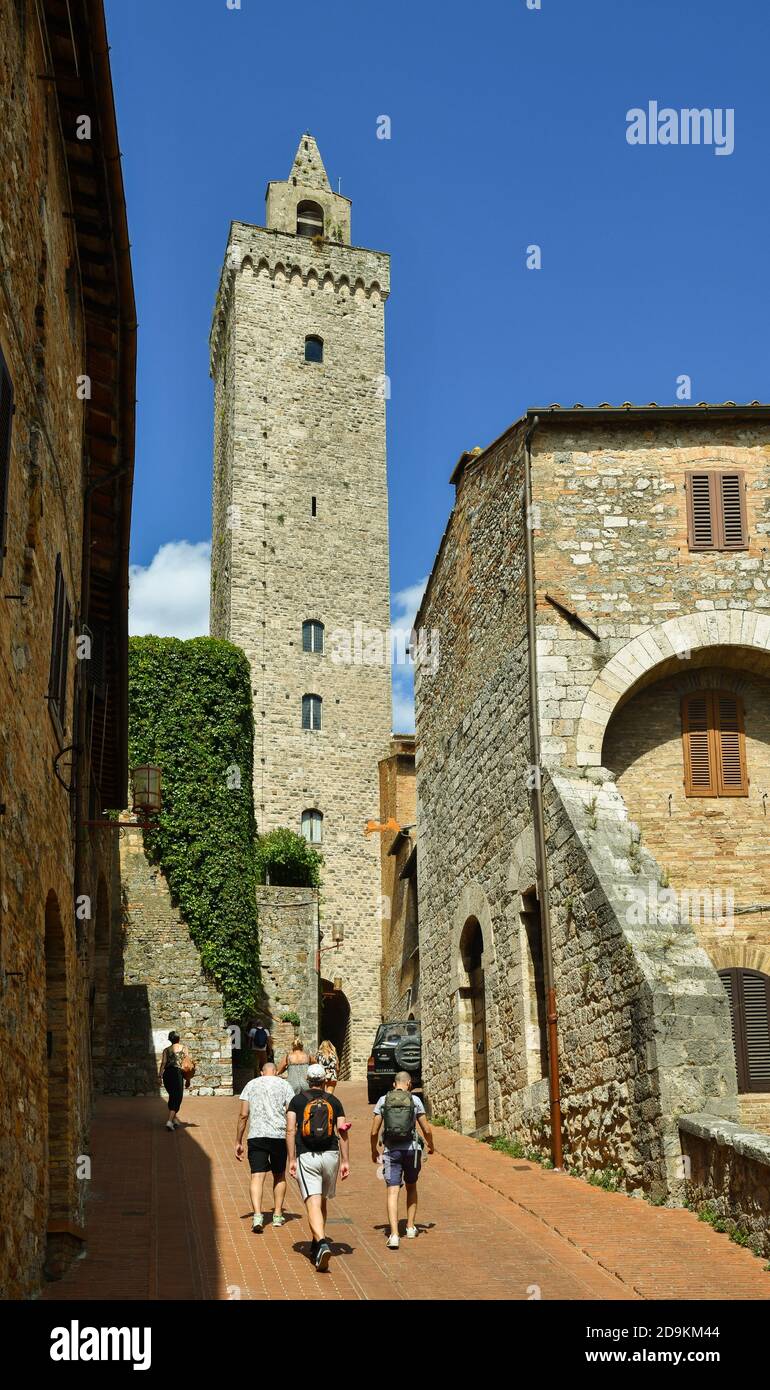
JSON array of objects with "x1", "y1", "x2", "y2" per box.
[
  {"x1": 297, "y1": 201, "x2": 324, "y2": 239},
  {"x1": 301, "y1": 809, "x2": 323, "y2": 844},
  {"x1": 304, "y1": 335, "x2": 323, "y2": 363},
  {"x1": 302, "y1": 620, "x2": 324, "y2": 654},
  {"x1": 311, "y1": 496, "x2": 317, "y2": 517},
  {"x1": 302, "y1": 693, "x2": 322, "y2": 731}
]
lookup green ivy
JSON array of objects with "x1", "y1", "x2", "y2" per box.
[
  {"x1": 255, "y1": 827, "x2": 322, "y2": 887},
  {"x1": 128, "y1": 636, "x2": 260, "y2": 1023}
]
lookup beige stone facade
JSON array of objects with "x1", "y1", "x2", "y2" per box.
[
  {"x1": 209, "y1": 136, "x2": 392, "y2": 1073},
  {"x1": 378, "y1": 736, "x2": 418, "y2": 1021},
  {"x1": 0, "y1": 1, "x2": 134, "y2": 1295},
  {"x1": 415, "y1": 406, "x2": 770, "y2": 1196}
]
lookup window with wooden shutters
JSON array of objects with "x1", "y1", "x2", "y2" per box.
[
  {"x1": 719, "y1": 968, "x2": 770, "y2": 1092},
  {"x1": 686, "y1": 470, "x2": 748, "y2": 551},
  {"x1": 0, "y1": 346, "x2": 14, "y2": 578},
  {"x1": 681, "y1": 690, "x2": 748, "y2": 797},
  {"x1": 48, "y1": 555, "x2": 71, "y2": 737}
]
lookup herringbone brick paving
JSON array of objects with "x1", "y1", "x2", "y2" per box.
[{"x1": 42, "y1": 1084, "x2": 770, "y2": 1301}]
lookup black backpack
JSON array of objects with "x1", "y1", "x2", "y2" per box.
[
  {"x1": 300, "y1": 1091, "x2": 335, "y2": 1147},
  {"x1": 252, "y1": 1026, "x2": 268, "y2": 1049},
  {"x1": 383, "y1": 1089, "x2": 416, "y2": 1144}
]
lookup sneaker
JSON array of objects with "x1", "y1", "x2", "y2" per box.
[
  {"x1": 405, "y1": 1226, "x2": 418, "y2": 1239},
  {"x1": 387, "y1": 1233, "x2": 400, "y2": 1250},
  {"x1": 315, "y1": 1240, "x2": 331, "y2": 1271},
  {"x1": 165, "y1": 1120, "x2": 174, "y2": 1131},
  {"x1": 272, "y1": 1213, "x2": 286, "y2": 1227},
  {"x1": 252, "y1": 1214, "x2": 264, "y2": 1233}
]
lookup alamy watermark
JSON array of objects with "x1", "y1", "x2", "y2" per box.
[{"x1": 626, "y1": 103, "x2": 734, "y2": 157}]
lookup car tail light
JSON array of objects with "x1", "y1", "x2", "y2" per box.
[{"x1": 367, "y1": 1055, "x2": 375, "y2": 1071}]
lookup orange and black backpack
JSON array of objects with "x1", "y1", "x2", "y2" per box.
[{"x1": 300, "y1": 1091, "x2": 335, "y2": 1147}]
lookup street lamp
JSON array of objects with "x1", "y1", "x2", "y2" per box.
[{"x1": 132, "y1": 764, "x2": 162, "y2": 820}]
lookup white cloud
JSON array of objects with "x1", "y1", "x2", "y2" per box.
[
  {"x1": 129, "y1": 540, "x2": 211, "y2": 640},
  {"x1": 390, "y1": 576, "x2": 428, "y2": 734}
]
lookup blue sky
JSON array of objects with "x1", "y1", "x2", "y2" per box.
[{"x1": 108, "y1": 0, "x2": 770, "y2": 726}]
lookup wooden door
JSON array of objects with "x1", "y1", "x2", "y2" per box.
[{"x1": 470, "y1": 965, "x2": 489, "y2": 1128}]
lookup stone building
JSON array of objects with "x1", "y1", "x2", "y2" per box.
[
  {"x1": 415, "y1": 403, "x2": 770, "y2": 1198},
  {"x1": 0, "y1": 0, "x2": 135, "y2": 1295},
  {"x1": 378, "y1": 736, "x2": 418, "y2": 1020},
  {"x1": 209, "y1": 135, "x2": 393, "y2": 1072}
]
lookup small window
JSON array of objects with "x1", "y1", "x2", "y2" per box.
[
  {"x1": 0, "y1": 346, "x2": 14, "y2": 576},
  {"x1": 304, "y1": 335, "x2": 323, "y2": 363},
  {"x1": 302, "y1": 693, "x2": 322, "y2": 731},
  {"x1": 297, "y1": 200, "x2": 324, "y2": 238},
  {"x1": 681, "y1": 690, "x2": 748, "y2": 797},
  {"x1": 686, "y1": 471, "x2": 748, "y2": 551},
  {"x1": 311, "y1": 496, "x2": 317, "y2": 517},
  {"x1": 301, "y1": 809, "x2": 323, "y2": 844},
  {"x1": 302, "y1": 620, "x2": 324, "y2": 654},
  {"x1": 48, "y1": 555, "x2": 72, "y2": 736},
  {"x1": 719, "y1": 968, "x2": 770, "y2": 1092}
]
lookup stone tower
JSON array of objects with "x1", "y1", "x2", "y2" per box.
[{"x1": 209, "y1": 134, "x2": 392, "y2": 1071}]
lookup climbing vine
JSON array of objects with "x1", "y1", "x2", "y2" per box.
[
  {"x1": 128, "y1": 636, "x2": 259, "y2": 1022},
  {"x1": 255, "y1": 827, "x2": 322, "y2": 888}
]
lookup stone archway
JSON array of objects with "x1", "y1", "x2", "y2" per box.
[
  {"x1": 575, "y1": 608, "x2": 770, "y2": 766},
  {"x1": 44, "y1": 891, "x2": 73, "y2": 1245},
  {"x1": 451, "y1": 883, "x2": 495, "y2": 1133}
]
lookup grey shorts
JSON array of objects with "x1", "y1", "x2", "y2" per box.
[{"x1": 296, "y1": 1150, "x2": 340, "y2": 1200}]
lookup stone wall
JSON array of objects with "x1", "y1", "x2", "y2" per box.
[
  {"x1": 680, "y1": 1113, "x2": 770, "y2": 1258},
  {"x1": 0, "y1": 2, "x2": 128, "y2": 1297},
  {"x1": 209, "y1": 136, "x2": 392, "y2": 1071},
  {"x1": 256, "y1": 885, "x2": 319, "y2": 1049},
  {"x1": 379, "y1": 738, "x2": 418, "y2": 1021},
  {"x1": 109, "y1": 826, "x2": 233, "y2": 1096}
]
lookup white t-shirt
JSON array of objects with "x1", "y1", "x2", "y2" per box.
[{"x1": 240, "y1": 1075, "x2": 295, "y2": 1140}]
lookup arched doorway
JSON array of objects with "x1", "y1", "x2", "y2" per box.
[
  {"x1": 320, "y1": 979, "x2": 350, "y2": 1079},
  {"x1": 90, "y1": 877, "x2": 110, "y2": 1089},
  {"x1": 460, "y1": 918, "x2": 489, "y2": 1130},
  {"x1": 520, "y1": 889, "x2": 548, "y2": 1084},
  {"x1": 45, "y1": 892, "x2": 72, "y2": 1230},
  {"x1": 719, "y1": 968, "x2": 770, "y2": 1092}
]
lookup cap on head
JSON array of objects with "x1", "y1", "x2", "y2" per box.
[{"x1": 307, "y1": 1063, "x2": 325, "y2": 1082}]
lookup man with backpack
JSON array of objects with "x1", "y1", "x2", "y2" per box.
[
  {"x1": 247, "y1": 1019, "x2": 271, "y2": 1076},
  {"x1": 371, "y1": 1071, "x2": 434, "y2": 1249},
  {"x1": 286, "y1": 1062, "x2": 349, "y2": 1271}
]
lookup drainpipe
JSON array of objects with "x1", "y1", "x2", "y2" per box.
[{"x1": 523, "y1": 415, "x2": 564, "y2": 1171}]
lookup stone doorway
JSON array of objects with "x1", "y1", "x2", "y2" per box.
[
  {"x1": 460, "y1": 919, "x2": 489, "y2": 1130},
  {"x1": 320, "y1": 980, "x2": 351, "y2": 1079},
  {"x1": 44, "y1": 891, "x2": 73, "y2": 1276},
  {"x1": 520, "y1": 888, "x2": 548, "y2": 1084}
]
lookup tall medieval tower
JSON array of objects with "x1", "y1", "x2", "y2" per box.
[{"x1": 209, "y1": 135, "x2": 392, "y2": 1071}]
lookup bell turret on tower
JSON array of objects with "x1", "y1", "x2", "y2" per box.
[
  {"x1": 265, "y1": 133, "x2": 352, "y2": 245},
  {"x1": 209, "y1": 135, "x2": 392, "y2": 1074}
]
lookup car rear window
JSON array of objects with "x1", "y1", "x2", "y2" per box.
[{"x1": 375, "y1": 1024, "x2": 420, "y2": 1046}]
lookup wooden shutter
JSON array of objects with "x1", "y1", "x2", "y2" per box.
[
  {"x1": 714, "y1": 693, "x2": 748, "y2": 795},
  {"x1": 682, "y1": 690, "x2": 748, "y2": 797},
  {"x1": 718, "y1": 472, "x2": 748, "y2": 549},
  {"x1": 719, "y1": 969, "x2": 770, "y2": 1092},
  {"x1": 0, "y1": 347, "x2": 13, "y2": 577},
  {"x1": 686, "y1": 472, "x2": 717, "y2": 549},
  {"x1": 48, "y1": 556, "x2": 71, "y2": 735},
  {"x1": 686, "y1": 470, "x2": 747, "y2": 551},
  {"x1": 682, "y1": 692, "x2": 716, "y2": 795}
]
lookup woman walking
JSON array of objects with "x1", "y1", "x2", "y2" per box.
[
  {"x1": 159, "y1": 1031, "x2": 191, "y2": 1130},
  {"x1": 277, "y1": 1036, "x2": 316, "y2": 1095},
  {"x1": 317, "y1": 1039, "x2": 339, "y2": 1093}
]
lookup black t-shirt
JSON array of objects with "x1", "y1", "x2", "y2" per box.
[{"x1": 289, "y1": 1088, "x2": 345, "y2": 1154}]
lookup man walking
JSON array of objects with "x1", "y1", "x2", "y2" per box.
[
  {"x1": 286, "y1": 1062, "x2": 349, "y2": 1271},
  {"x1": 236, "y1": 1061, "x2": 295, "y2": 1232},
  {"x1": 371, "y1": 1071, "x2": 434, "y2": 1248},
  {"x1": 247, "y1": 1018, "x2": 271, "y2": 1076}
]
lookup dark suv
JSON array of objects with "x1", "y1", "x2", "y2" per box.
[{"x1": 366, "y1": 1020, "x2": 422, "y2": 1103}]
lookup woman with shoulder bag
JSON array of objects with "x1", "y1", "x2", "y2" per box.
[{"x1": 159, "y1": 1031, "x2": 195, "y2": 1130}]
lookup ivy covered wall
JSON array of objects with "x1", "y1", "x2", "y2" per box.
[{"x1": 128, "y1": 636, "x2": 260, "y2": 1022}]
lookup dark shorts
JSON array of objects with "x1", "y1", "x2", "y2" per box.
[
  {"x1": 383, "y1": 1145, "x2": 422, "y2": 1187},
  {"x1": 248, "y1": 1137, "x2": 288, "y2": 1176}
]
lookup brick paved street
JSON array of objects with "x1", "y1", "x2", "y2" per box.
[{"x1": 43, "y1": 1084, "x2": 770, "y2": 1302}]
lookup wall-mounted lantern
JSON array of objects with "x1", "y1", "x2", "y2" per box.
[{"x1": 132, "y1": 764, "x2": 162, "y2": 820}]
